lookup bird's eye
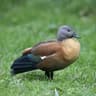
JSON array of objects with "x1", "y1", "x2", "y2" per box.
[{"x1": 67, "y1": 29, "x2": 71, "y2": 32}]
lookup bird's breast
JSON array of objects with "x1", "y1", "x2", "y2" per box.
[{"x1": 61, "y1": 39, "x2": 80, "y2": 62}]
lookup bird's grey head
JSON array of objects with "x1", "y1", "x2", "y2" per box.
[{"x1": 57, "y1": 25, "x2": 79, "y2": 41}]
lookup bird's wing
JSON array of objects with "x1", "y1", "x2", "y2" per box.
[
  {"x1": 22, "y1": 40, "x2": 56, "y2": 55},
  {"x1": 22, "y1": 48, "x2": 32, "y2": 55},
  {"x1": 31, "y1": 41, "x2": 61, "y2": 56},
  {"x1": 23, "y1": 40, "x2": 61, "y2": 56},
  {"x1": 36, "y1": 51, "x2": 66, "y2": 71}
]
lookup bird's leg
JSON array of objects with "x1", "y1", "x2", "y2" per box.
[
  {"x1": 45, "y1": 71, "x2": 54, "y2": 80},
  {"x1": 45, "y1": 71, "x2": 50, "y2": 79},
  {"x1": 50, "y1": 71, "x2": 54, "y2": 80}
]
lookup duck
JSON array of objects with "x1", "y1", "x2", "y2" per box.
[{"x1": 11, "y1": 25, "x2": 80, "y2": 80}]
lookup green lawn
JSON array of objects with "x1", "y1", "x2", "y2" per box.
[{"x1": 0, "y1": 0, "x2": 96, "y2": 96}]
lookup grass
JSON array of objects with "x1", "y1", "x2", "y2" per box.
[{"x1": 0, "y1": 0, "x2": 96, "y2": 96}]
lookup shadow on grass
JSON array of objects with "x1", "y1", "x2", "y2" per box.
[
  {"x1": 14, "y1": 71, "x2": 47, "y2": 81},
  {"x1": 14, "y1": 71, "x2": 66, "y2": 82},
  {"x1": 10, "y1": 70, "x2": 68, "y2": 82}
]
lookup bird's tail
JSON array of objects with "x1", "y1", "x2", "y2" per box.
[{"x1": 11, "y1": 54, "x2": 42, "y2": 75}]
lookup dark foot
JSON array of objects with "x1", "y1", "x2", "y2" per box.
[{"x1": 45, "y1": 71, "x2": 54, "y2": 80}]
